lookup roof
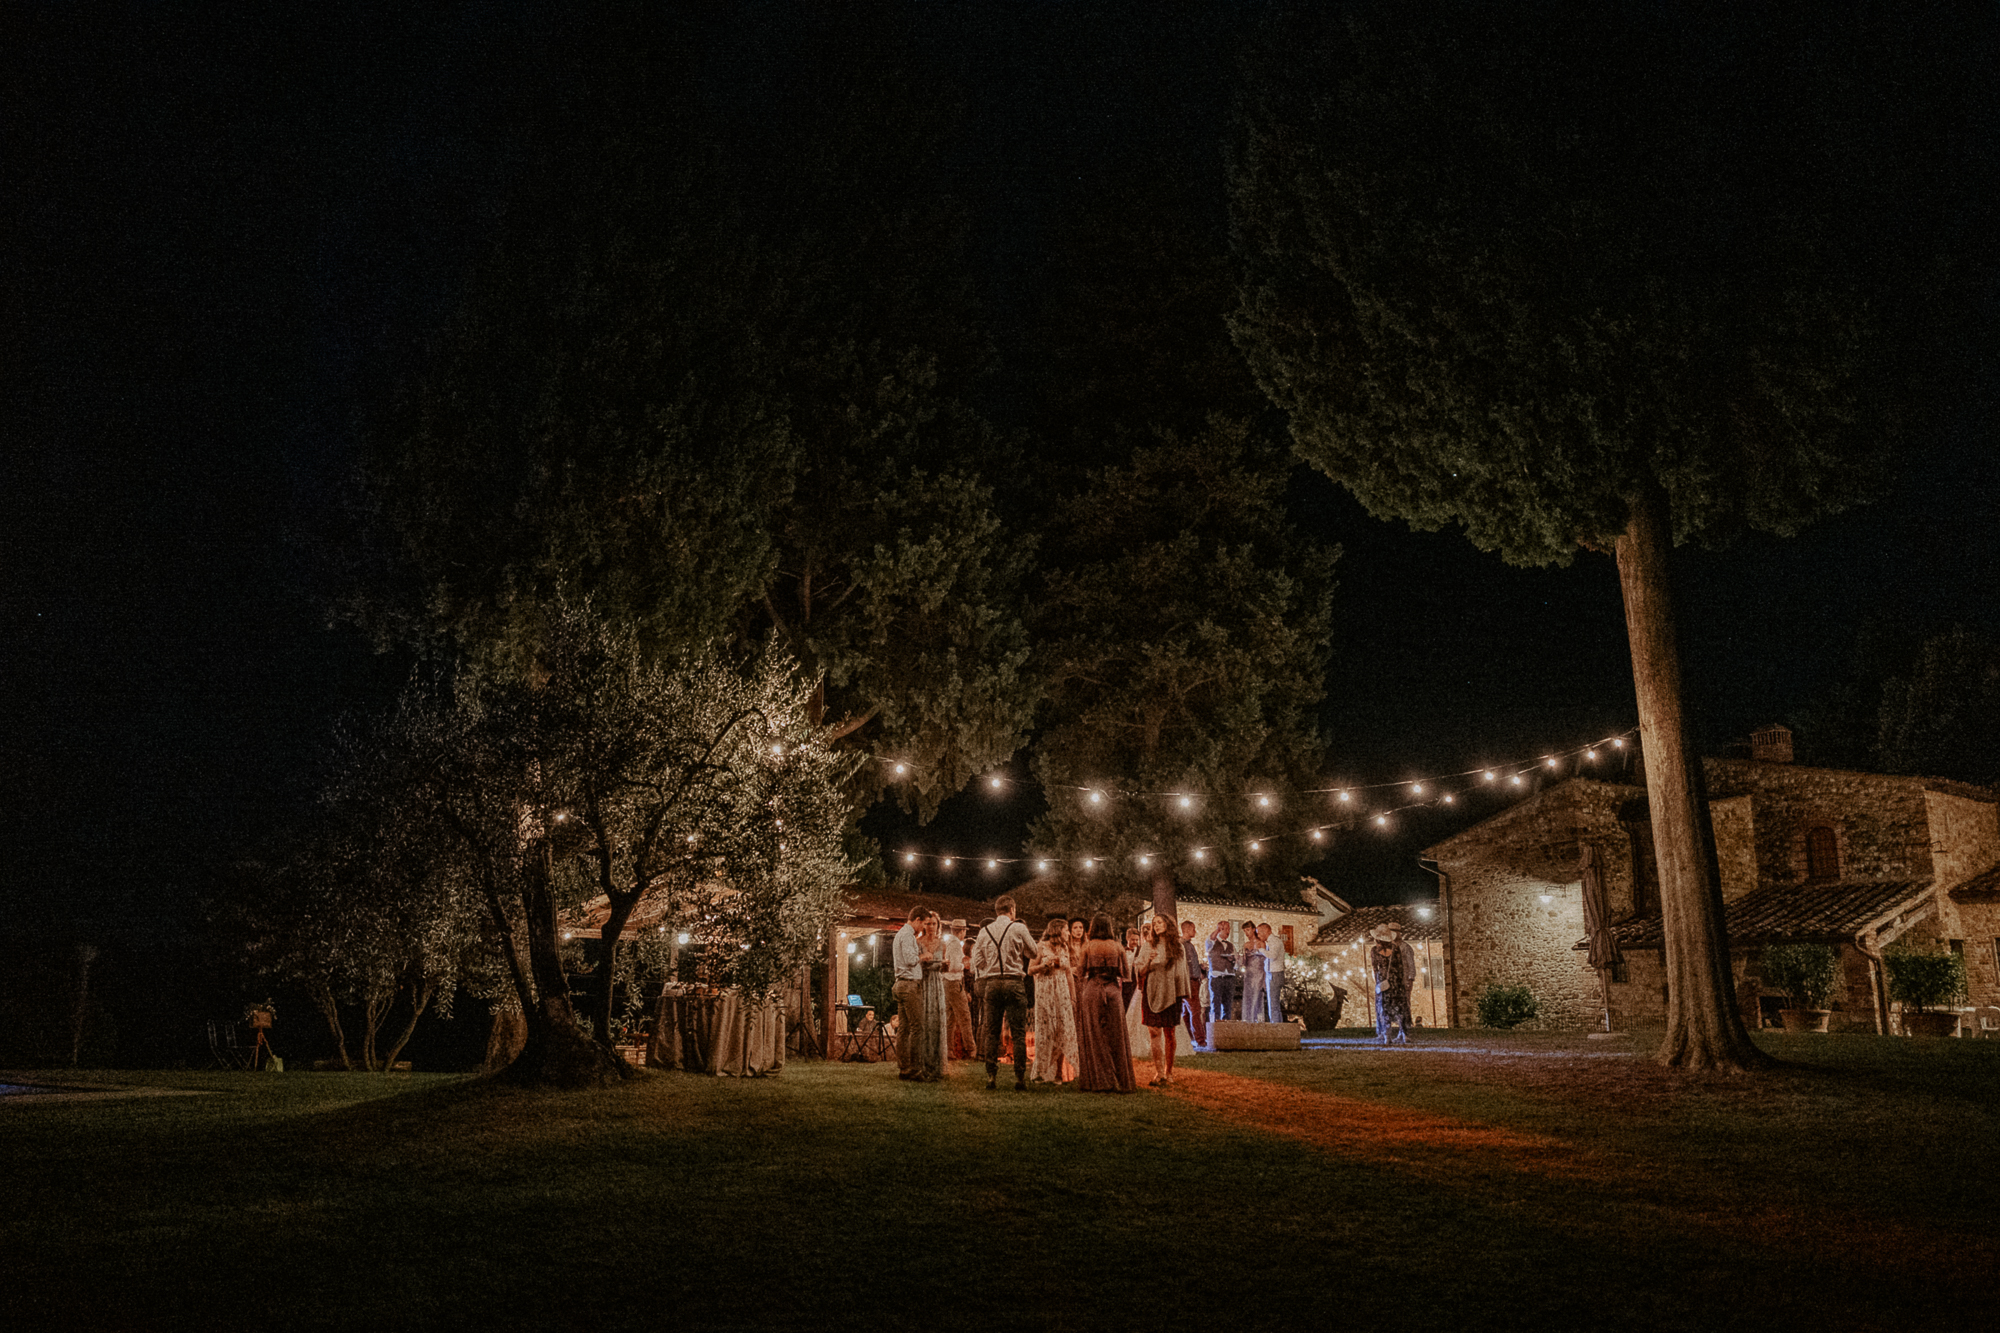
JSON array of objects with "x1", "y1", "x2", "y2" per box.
[
  {"x1": 560, "y1": 883, "x2": 997, "y2": 940},
  {"x1": 1947, "y1": 863, "x2": 2000, "y2": 902},
  {"x1": 1420, "y1": 778, "x2": 1643, "y2": 859},
  {"x1": 1311, "y1": 903, "x2": 1446, "y2": 947},
  {"x1": 1176, "y1": 892, "x2": 1324, "y2": 917},
  {"x1": 1588, "y1": 879, "x2": 1935, "y2": 951}
]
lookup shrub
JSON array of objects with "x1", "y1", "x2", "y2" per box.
[
  {"x1": 1475, "y1": 982, "x2": 1538, "y2": 1030},
  {"x1": 1762, "y1": 943, "x2": 1843, "y2": 1010},
  {"x1": 1884, "y1": 945, "x2": 1967, "y2": 1015}
]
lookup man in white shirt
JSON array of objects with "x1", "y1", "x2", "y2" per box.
[
  {"x1": 1260, "y1": 922, "x2": 1288, "y2": 1023},
  {"x1": 891, "y1": 905, "x2": 927, "y2": 1080},
  {"x1": 969, "y1": 895, "x2": 1038, "y2": 1091}
]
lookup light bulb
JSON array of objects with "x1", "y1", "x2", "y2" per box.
[
  {"x1": 1586, "y1": 749, "x2": 1597, "y2": 759},
  {"x1": 1443, "y1": 794, "x2": 1455, "y2": 804},
  {"x1": 1374, "y1": 815, "x2": 1386, "y2": 826},
  {"x1": 990, "y1": 777, "x2": 1003, "y2": 790},
  {"x1": 1257, "y1": 795, "x2": 1271, "y2": 807},
  {"x1": 1411, "y1": 784, "x2": 1423, "y2": 795},
  {"x1": 1339, "y1": 791, "x2": 1351, "y2": 802},
  {"x1": 942, "y1": 858, "x2": 953, "y2": 868},
  {"x1": 1511, "y1": 775, "x2": 1523, "y2": 785},
  {"x1": 1311, "y1": 829, "x2": 1324, "y2": 841},
  {"x1": 1179, "y1": 796, "x2": 1191, "y2": 809},
  {"x1": 1483, "y1": 771, "x2": 1495, "y2": 781},
  {"x1": 1193, "y1": 848, "x2": 1205, "y2": 861},
  {"x1": 986, "y1": 859, "x2": 997, "y2": 870},
  {"x1": 1546, "y1": 757, "x2": 1557, "y2": 768},
  {"x1": 1250, "y1": 841, "x2": 1261, "y2": 852},
  {"x1": 905, "y1": 853, "x2": 916, "y2": 865},
  {"x1": 1089, "y1": 791, "x2": 1103, "y2": 804},
  {"x1": 1082, "y1": 859, "x2": 1095, "y2": 870},
  {"x1": 679, "y1": 933, "x2": 691, "y2": 945},
  {"x1": 894, "y1": 763, "x2": 907, "y2": 775},
  {"x1": 1138, "y1": 855, "x2": 1151, "y2": 867},
  {"x1": 1613, "y1": 738, "x2": 1625, "y2": 748}
]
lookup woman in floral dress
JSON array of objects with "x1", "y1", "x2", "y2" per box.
[{"x1": 1030, "y1": 919, "x2": 1079, "y2": 1085}]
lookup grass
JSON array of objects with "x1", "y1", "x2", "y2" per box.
[{"x1": 4, "y1": 1033, "x2": 1997, "y2": 1332}]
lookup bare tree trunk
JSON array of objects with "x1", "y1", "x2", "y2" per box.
[
  {"x1": 483, "y1": 1003, "x2": 528, "y2": 1072},
  {"x1": 69, "y1": 943, "x2": 99, "y2": 1067},
  {"x1": 499, "y1": 849, "x2": 623, "y2": 1087},
  {"x1": 308, "y1": 980, "x2": 353, "y2": 1069},
  {"x1": 593, "y1": 896, "x2": 640, "y2": 1045},
  {"x1": 360, "y1": 981, "x2": 392, "y2": 1072},
  {"x1": 1615, "y1": 489, "x2": 1769, "y2": 1072},
  {"x1": 379, "y1": 978, "x2": 436, "y2": 1072}
]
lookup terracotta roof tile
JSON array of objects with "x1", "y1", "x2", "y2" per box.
[
  {"x1": 1311, "y1": 903, "x2": 1446, "y2": 947},
  {"x1": 1594, "y1": 879, "x2": 1933, "y2": 950}
]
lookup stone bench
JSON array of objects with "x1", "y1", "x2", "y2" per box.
[{"x1": 1209, "y1": 1020, "x2": 1301, "y2": 1051}]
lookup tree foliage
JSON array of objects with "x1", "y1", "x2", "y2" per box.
[
  {"x1": 1231, "y1": 1, "x2": 1982, "y2": 564},
  {"x1": 1028, "y1": 422, "x2": 1337, "y2": 906}
]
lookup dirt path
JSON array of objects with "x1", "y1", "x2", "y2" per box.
[{"x1": 1165, "y1": 1065, "x2": 1999, "y2": 1295}]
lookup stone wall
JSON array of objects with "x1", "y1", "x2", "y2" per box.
[
  {"x1": 1447, "y1": 864, "x2": 1602, "y2": 1029},
  {"x1": 1704, "y1": 759, "x2": 1936, "y2": 885},
  {"x1": 1710, "y1": 795, "x2": 1758, "y2": 900},
  {"x1": 1940, "y1": 896, "x2": 2000, "y2": 1008},
  {"x1": 1926, "y1": 790, "x2": 2000, "y2": 890}
]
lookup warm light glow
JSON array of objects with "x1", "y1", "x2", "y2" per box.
[
  {"x1": 1249, "y1": 841, "x2": 1262, "y2": 852},
  {"x1": 678, "y1": 933, "x2": 690, "y2": 944},
  {"x1": 1511, "y1": 774, "x2": 1523, "y2": 785},
  {"x1": 1179, "y1": 796, "x2": 1192, "y2": 809},
  {"x1": 1586, "y1": 749, "x2": 1597, "y2": 759},
  {"x1": 1411, "y1": 784, "x2": 1423, "y2": 795},
  {"x1": 990, "y1": 777, "x2": 1003, "y2": 789},
  {"x1": 1417, "y1": 907, "x2": 1432, "y2": 919},
  {"x1": 771, "y1": 744, "x2": 783, "y2": 755},
  {"x1": 687, "y1": 834, "x2": 697, "y2": 843},
  {"x1": 1037, "y1": 860, "x2": 1049, "y2": 872},
  {"x1": 1539, "y1": 893, "x2": 1552, "y2": 903},
  {"x1": 1374, "y1": 815, "x2": 1387, "y2": 825},
  {"x1": 1257, "y1": 795, "x2": 1271, "y2": 807},
  {"x1": 1089, "y1": 790, "x2": 1103, "y2": 804},
  {"x1": 1546, "y1": 757, "x2": 1557, "y2": 768},
  {"x1": 905, "y1": 853, "x2": 917, "y2": 865},
  {"x1": 1311, "y1": 829, "x2": 1324, "y2": 841},
  {"x1": 942, "y1": 858, "x2": 953, "y2": 867},
  {"x1": 553, "y1": 812, "x2": 567, "y2": 823},
  {"x1": 1083, "y1": 859, "x2": 1095, "y2": 870},
  {"x1": 562, "y1": 931, "x2": 572, "y2": 940},
  {"x1": 1138, "y1": 855, "x2": 1151, "y2": 867},
  {"x1": 1193, "y1": 848, "x2": 1205, "y2": 861},
  {"x1": 1339, "y1": 791, "x2": 1351, "y2": 801},
  {"x1": 1443, "y1": 794, "x2": 1455, "y2": 804},
  {"x1": 1484, "y1": 770, "x2": 1495, "y2": 780},
  {"x1": 1613, "y1": 738, "x2": 1625, "y2": 748},
  {"x1": 894, "y1": 763, "x2": 907, "y2": 775},
  {"x1": 846, "y1": 942, "x2": 857, "y2": 954},
  {"x1": 986, "y1": 859, "x2": 998, "y2": 870}
]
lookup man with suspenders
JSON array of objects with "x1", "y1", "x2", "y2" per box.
[{"x1": 969, "y1": 895, "x2": 1038, "y2": 1091}]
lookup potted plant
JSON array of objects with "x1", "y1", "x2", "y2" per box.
[
  {"x1": 1761, "y1": 943, "x2": 1841, "y2": 1033},
  {"x1": 1885, "y1": 944, "x2": 1967, "y2": 1037}
]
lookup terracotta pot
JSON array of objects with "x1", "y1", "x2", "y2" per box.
[
  {"x1": 1902, "y1": 1011, "x2": 1960, "y2": 1038},
  {"x1": 1779, "y1": 1008, "x2": 1830, "y2": 1034}
]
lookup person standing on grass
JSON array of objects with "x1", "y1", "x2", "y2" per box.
[
  {"x1": 1206, "y1": 920, "x2": 1238, "y2": 1025},
  {"x1": 1369, "y1": 922, "x2": 1417, "y2": 1046},
  {"x1": 945, "y1": 918, "x2": 975, "y2": 1060},
  {"x1": 892, "y1": 905, "x2": 928, "y2": 1080},
  {"x1": 1074, "y1": 914, "x2": 1136, "y2": 1093},
  {"x1": 1137, "y1": 914, "x2": 1190, "y2": 1087},
  {"x1": 1030, "y1": 919, "x2": 1079, "y2": 1085},
  {"x1": 1181, "y1": 919, "x2": 1208, "y2": 1047},
  {"x1": 971, "y1": 895, "x2": 1038, "y2": 1091},
  {"x1": 1239, "y1": 919, "x2": 1267, "y2": 1024},
  {"x1": 1261, "y1": 923, "x2": 1287, "y2": 1024}
]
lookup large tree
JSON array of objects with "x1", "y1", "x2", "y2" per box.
[
  {"x1": 354, "y1": 4, "x2": 1032, "y2": 826},
  {"x1": 1230, "y1": 3, "x2": 1989, "y2": 1069},
  {"x1": 1029, "y1": 422, "x2": 1337, "y2": 919}
]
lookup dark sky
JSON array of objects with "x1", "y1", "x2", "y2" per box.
[{"x1": 5, "y1": 1, "x2": 1995, "y2": 940}]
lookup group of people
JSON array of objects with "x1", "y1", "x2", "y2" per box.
[
  {"x1": 1194, "y1": 918, "x2": 1292, "y2": 1030},
  {"x1": 889, "y1": 899, "x2": 1306, "y2": 1094}
]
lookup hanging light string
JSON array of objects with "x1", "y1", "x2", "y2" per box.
[{"x1": 883, "y1": 727, "x2": 1638, "y2": 871}]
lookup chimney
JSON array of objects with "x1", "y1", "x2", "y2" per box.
[{"x1": 1749, "y1": 725, "x2": 1794, "y2": 764}]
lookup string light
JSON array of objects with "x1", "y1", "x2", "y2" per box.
[{"x1": 877, "y1": 727, "x2": 1635, "y2": 871}]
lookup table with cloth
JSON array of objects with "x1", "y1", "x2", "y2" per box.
[{"x1": 648, "y1": 988, "x2": 787, "y2": 1076}]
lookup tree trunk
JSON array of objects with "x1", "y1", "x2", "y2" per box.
[
  {"x1": 360, "y1": 981, "x2": 392, "y2": 1072},
  {"x1": 1150, "y1": 872, "x2": 1177, "y2": 925},
  {"x1": 483, "y1": 1003, "x2": 528, "y2": 1072},
  {"x1": 497, "y1": 850, "x2": 623, "y2": 1087},
  {"x1": 592, "y1": 895, "x2": 640, "y2": 1045},
  {"x1": 309, "y1": 980, "x2": 353, "y2": 1069},
  {"x1": 1614, "y1": 488, "x2": 1769, "y2": 1072},
  {"x1": 379, "y1": 977, "x2": 436, "y2": 1072},
  {"x1": 69, "y1": 943, "x2": 98, "y2": 1067}
]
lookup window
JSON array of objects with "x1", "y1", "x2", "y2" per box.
[
  {"x1": 1805, "y1": 825, "x2": 1839, "y2": 881},
  {"x1": 1610, "y1": 960, "x2": 1630, "y2": 984}
]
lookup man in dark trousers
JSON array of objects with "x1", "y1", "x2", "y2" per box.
[
  {"x1": 969, "y1": 896, "x2": 1038, "y2": 1091},
  {"x1": 1369, "y1": 922, "x2": 1418, "y2": 1046},
  {"x1": 1181, "y1": 918, "x2": 1209, "y2": 1048}
]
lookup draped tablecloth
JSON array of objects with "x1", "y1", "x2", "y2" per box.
[{"x1": 650, "y1": 990, "x2": 786, "y2": 1076}]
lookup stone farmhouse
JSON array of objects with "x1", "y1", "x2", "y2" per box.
[
  {"x1": 1420, "y1": 727, "x2": 2000, "y2": 1033},
  {"x1": 1311, "y1": 904, "x2": 1452, "y2": 1029}
]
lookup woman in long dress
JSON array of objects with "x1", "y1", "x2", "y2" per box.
[
  {"x1": 1030, "y1": 920, "x2": 1079, "y2": 1085},
  {"x1": 913, "y1": 913, "x2": 949, "y2": 1081},
  {"x1": 1075, "y1": 914, "x2": 1135, "y2": 1093},
  {"x1": 1137, "y1": 913, "x2": 1191, "y2": 1087}
]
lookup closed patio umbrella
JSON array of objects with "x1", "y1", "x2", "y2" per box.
[{"x1": 1579, "y1": 843, "x2": 1623, "y2": 1032}]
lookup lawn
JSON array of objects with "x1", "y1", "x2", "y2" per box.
[{"x1": 4, "y1": 1031, "x2": 1996, "y2": 1332}]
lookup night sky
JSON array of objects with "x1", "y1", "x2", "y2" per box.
[{"x1": 6, "y1": 1, "x2": 1995, "y2": 947}]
